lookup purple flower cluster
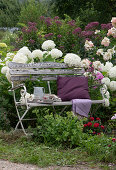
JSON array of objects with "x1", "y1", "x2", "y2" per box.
[
  {"x1": 29, "y1": 39, "x2": 35, "y2": 44},
  {"x1": 57, "y1": 34, "x2": 62, "y2": 38},
  {"x1": 81, "y1": 31, "x2": 94, "y2": 37},
  {"x1": 101, "y1": 23, "x2": 112, "y2": 30},
  {"x1": 72, "y1": 27, "x2": 82, "y2": 35},
  {"x1": 67, "y1": 20, "x2": 76, "y2": 27},
  {"x1": 85, "y1": 22, "x2": 99, "y2": 30},
  {"x1": 44, "y1": 33, "x2": 54, "y2": 39},
  {"x1": 95, "y1": 72, "x2": 104, "y2": 80},
  {"x1": 22, "y1": 22, "x2": 38, "y2": 33},
  {"x1": 55, "y1": 20, "x2": 62, "y2": 26}
]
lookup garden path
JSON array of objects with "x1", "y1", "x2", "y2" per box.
[{"x1": 0, "y1": 159, "x2": 102, "y2": 170}]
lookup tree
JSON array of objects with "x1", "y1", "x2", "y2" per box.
[{"x1": 0, "y1": 0, "x2": 21, "y2": 27}]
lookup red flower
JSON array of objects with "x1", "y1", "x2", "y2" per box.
[
  {"x1": 97, "y1": 133, "x2": 101, "y2": 135},
  {"x1": 112, "y1": 138, "x2": 116, "y2": 142},
  {"x1": 87, "y1": 122, "x2": 92, "y2": 127},
  {"x1": 94, "y1": 123, "x2": 99, "y2": 128},
  {"x1": 101, "y1": 125, "x2": 104, "y2": 129},
  {"x1": 108, "y1": 145, "x2": 111, "y2": 147},
  {"x1": 84, "y1": 124, "x2": 88, "y2": 127},
  {"x1": 96, "y1": 117, "x2": 100, "y2": 121},
  {"x1": 90, "y1": 117, "x2": 94, "y2": 121},
  {"x1": 93, "y1": 131, "x2": 96, "y2": 134}
]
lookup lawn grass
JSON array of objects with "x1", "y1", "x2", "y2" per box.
[{"x1": 0, "y1": 131, "x2": 115, "y2": 169}]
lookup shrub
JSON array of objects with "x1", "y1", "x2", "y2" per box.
[{"x1": 33, "y1": 112, "x2": 84, "y2": 148}]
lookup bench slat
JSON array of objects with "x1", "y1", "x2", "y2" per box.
[
  {"x1": 10, "y1": 74, "x2": 84, "y2": 81},
  {"x1": 10, "y1": 68, "x2": 85, "y2": 75},
  {"x1": 8, "y1": 62, "x2": 78, "y2": 69}
]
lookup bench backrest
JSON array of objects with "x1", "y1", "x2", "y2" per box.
[{"x1": 8, "y1": 62, "x2": 85, "y2": 82}]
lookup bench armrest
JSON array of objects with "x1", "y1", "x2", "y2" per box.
[{"x1": 9, "y1": 83, "x2": 25, "y2": 91}]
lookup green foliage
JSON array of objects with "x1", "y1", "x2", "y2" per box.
[
  {"x1": 0, "y1": 111, "x2": 11, "y2": 131},
  {"x1": 19, "y1": 0, "x2": 47, "y2": 27},
  {"x1": 0, "y1": 0, "x2": 21, "y2": 27},
  {"x1": 33, "y1": 112, "x2": 84, "y2": 148},
  {"x1": 79, "y1": 134, "x2": 116, "y2": 163}
]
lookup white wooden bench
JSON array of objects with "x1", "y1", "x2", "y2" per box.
[{"x1": 8, "y1": 61, "x2": 105, "y2": 135}]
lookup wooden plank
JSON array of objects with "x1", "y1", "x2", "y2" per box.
[
  {"x1": 8, "y1": 62, "x2": 76, "y2": 69},
  {"x1": 10, "y1": 74, "x2": 84, "y2": 81},
  {"x1": 9, "y1": 68, "x2": 85, "y2": 75}
]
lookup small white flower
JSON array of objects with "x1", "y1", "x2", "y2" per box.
[
  {"x1": 101, "y1": 77, "x2": 110, "y2": 87},
  {"x1": 64, "y1": 53, "x2": 81, "y2": 67},
  {"x1": 101, "y1": 37, "x2": 110, "y2": 46},
  {"x1": 13, "y1": 53, "x2": 28, "y2": 63},
  {"x1": 42, "y1": 40, "x2": 56, "y2": 50},
  {"x1": 6, "y1": 52, "x2": 15, "y2": 58},
  {"x1": 6, "y1": 69, "x2": 11, "y2": 82},
  {"x1": 95, "y1": 30, "x2": 100, "y2": 34},
  {"x1": 50, "y1": 48, "x2": 63, "y2": 59},
  {"x1": 109, "y1": 81, "x2": 116, "y2": 91},
  {"x1": 32, "y1": 49, "x2": 43, "y2": 59},
  {"x1": 17, "y1": 46, "x2": 32, "y2": 59}
]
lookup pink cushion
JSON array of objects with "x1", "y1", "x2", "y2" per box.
[{"x1": 57, "y1": 76, "x2": 90, "y2": 101}]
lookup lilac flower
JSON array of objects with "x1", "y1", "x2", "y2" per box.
[
  {"x1": 29, "y1": 39, "x2": 35, "y2": 44},
  {"x1": 101, "y1": 23, "x2": 112, "y2": 30},
  {"x1": 44, "y1": 33, "x2": 54, "y2": 38},
  {"x1": 22, "y1": 27, "x2": 27, "y2": 33},
  {"x1": 68, "y1": 20, "x2": 76, "y2": 27},
  {"x1": 95, "y1": 72, "x2": 104, "y2": 80},
  {"x1": 85, "y1": 22, "x2": 99, "y2": 30},
  {"x1": 40, "y1": 16, "x2": 45, "y2": 20},
  {"x1": 81, "y1": 31, "x2": 94, "y2": 37},
  {"x1": 28, "y1": 22, "x2": 37, "y2": 27},
  {"x1": 45, "y1": 20, "x2": 52, "y2": 26},
  {"x1": 54, "y1": 16, "x2": 59, "y2": 20},
  {"x1": 55, "y1": 20, "x2": 62, "y2": 26},
  {"x1": 72, "y1": 27, "x2": 82, "y2": 35},
  {"x1": 57, "y1": 34, "x2": 62, "y2": 38}
]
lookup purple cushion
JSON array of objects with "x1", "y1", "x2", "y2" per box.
[{"x1": 57, "y1": 76, "x2": 90, "y2": 101}]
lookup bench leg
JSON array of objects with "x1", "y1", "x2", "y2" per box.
[{"x1": 15, "y1": 105, "x2": 30, "y2": 135}]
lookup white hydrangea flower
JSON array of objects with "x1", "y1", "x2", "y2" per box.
[
  {"x1": 108, "y1": 66, "x2": 116, "y2": 78},
  {"x1": 93, "y1": 61, "x2": 102, "y2": 70},
  {"x1": 64, "y1": 53, "x2": 81, "y2": 67},
  {"x1": 96, "y1": 49, "x2": 104, "y2": 56},
  {"x1": 111, "y1": 114, "x2": 116, "y2": 120},
  {"x1": 42, "y1": 40, "x2": 56, "y2": 50},
  {"x1": 101, "y1": 77, "x2": 110, "y2": 87},
  {"x1": 102, "y1": 62, "x2": 113, "y2": 72},
  {"x1": 12, "y1": 53, "x2": 28, "y2": 63},
  {"x1": 17, "y1": 46, "x2": 32, "y2": 59},
  {"x1": 50, "y1": 48, "x2": 63, "y2": 59},
  {"x1": 32, "y1": 49, "x2": 43, "y2": 59},
  {"x1": 107, "y1": 48, "x2": 115, "y2": 55},
  {"x1": 1, "y1": 66, "x2": 9, "y2": 74},
  {"x1": 84, "y1": 40, "x2": 94, "y2": 51},
  {"x1": 109, "y1": 81, "x2": 116, "y2": 91},
  {"x1": 103, "y1": 52, "x2": 112, "y2": 61},
  {"x1": 81, "y1": 59, "x2": 90, "y2": 68}
]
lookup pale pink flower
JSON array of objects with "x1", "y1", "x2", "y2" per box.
[
  {"x1": 101, "y1": 37, "x2": 110, "y2": 47},
  {"x1": 111, "y1": 17, "x2": 116, "y2": 28}
]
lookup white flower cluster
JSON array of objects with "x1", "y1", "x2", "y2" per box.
[
  {"x1": 81, "y1": 59, "x2": 90, "y2": 68},
  {"x1": 64, "y1": 53, "x2": 81, "y2": 67},
  {"x1": 96, "y1": 47, "x2": 115, "y2": 61},
  {"x1": 100, "y1": 84, "x2": 110, "y2": 107},
  {"x1": 101, "y1": 37, "x2": 110, "y2": 47},
  {"x1": 84, "y1": 40, "x2": 94, "y2": 51},
  {"x1": 42, "y1": 40, "x2": 56, "y2": 50},
  {"x1": 50, "y1": 48, "x2": 63, "y2": 59}
]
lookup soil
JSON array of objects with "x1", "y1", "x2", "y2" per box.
[{"x1": 0, "y1": 159, "x2": 103, "y2": 170}]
